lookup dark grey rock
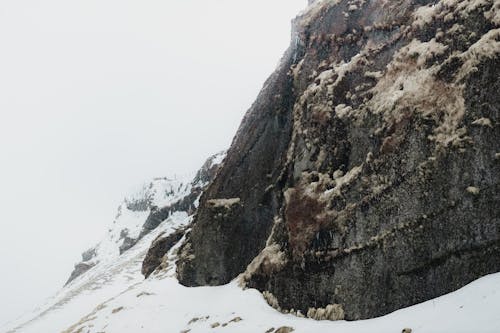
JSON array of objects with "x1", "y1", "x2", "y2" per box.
[
  {"x1": 177, "y1": 0, "x2": 500, "y2": 320},
  {"x1": 192, "y1": 151, "x2": 225, "y2": 187},
  {"x1": 118, "y1": 229, "x2": 138, "y2": 255},
  {"x1": 138, "y1": 152, "x2": 226, "y2": 278},
  {"x1": 142, "y1": 228, "x2": 185, "y2": 278},
  {"x1": 176, "y1": 25, "x2": 298, "y2": 286},
  {"x1": 64, "y1": 248, "x2": 97, "y2": 285},
  {"x1": 65, "y1": 262, "x2": 95, "y2": 286},
  {"x1": 121, "y1": 151, "x2": 226, "y2": 254}
]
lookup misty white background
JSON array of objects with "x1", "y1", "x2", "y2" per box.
[{"x1": 0, "y1": 0, "x2": 305, "y2": 327}]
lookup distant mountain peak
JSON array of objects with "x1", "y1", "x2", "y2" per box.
[{"x1": 64, "y1": 151, "x2": 226, "y2": 286}]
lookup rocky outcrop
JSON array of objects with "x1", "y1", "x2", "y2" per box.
[
  {"x1": 118, "y1": 230, "x2": 138, "y2": 255},
  {"x1": 142, "y1": 228, "x2": 186, "y2": 278},
  {"x1": 178, "y1": 0, "x2": 500, "y2": 320},
  {"x1": 141, "y1": 152, "x2": 225, "y2": 234},
  {"x1": 65, "y1": 262, "x2": 95, "y2": 286},
  {"x1": 139, "y1": 153, "x2": 226, "y2": 278}
]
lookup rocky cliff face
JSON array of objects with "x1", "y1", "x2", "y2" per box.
[{"x1": 177, "y1": 0, "x2": 500, "y2": 320}]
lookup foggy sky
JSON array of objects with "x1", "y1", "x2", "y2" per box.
[{"x1": 0, "y1": 0, "x2": 306, "y2": 326}]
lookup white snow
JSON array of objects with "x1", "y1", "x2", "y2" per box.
[
  {"x1": 211, "y1": 151, "x2": 227, "y2": 167},
  {"x1": 2, "y1": 212, "x2": 190, "y2": 333}
]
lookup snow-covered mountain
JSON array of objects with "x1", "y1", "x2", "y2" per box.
[
  {"x1": 1, "y1": 152, "x2": 225, "y2": 333},
  {"x1": 63, "y1": 177, "x2": 190, "y2": 285},
  {"x1": 62, "y1": 151, "x2": 226, "y2": 286}
]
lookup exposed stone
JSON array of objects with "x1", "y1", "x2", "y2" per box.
[
  {"x1": 111, "y1": 306, "x2": 124, "y2": 314},
  {"x1": 191, "y1": 151, "x2": 225, "y2": 186},
  {"x1": 65, "y1": 247, "x2": 98, "y2": 286},
  {"x1": 65, "y1": 262, "x2": 95, "y2": 286},
  {"x1": 81, "y1": 248, "x2": 96, "y2": 262},
  {"x1": 141, "y1": 152, "x2": 225, "y2": 236},
  {"x1": 124, "y1": 196, "x2": 151, "y2": 212},
  {"x1": 136, "y1": 291, "x2": 154, "y2": 297},
  {"x1": 187, "y1": 316, "x2": 209, "y2": 325},
  {"x1": 274, "y1": 327, "x2": 294, "y2": 333},
  {"x1": 118, "y1": 230, "x2": 138, "y2": 255},
  {"x1": 142, "y1": 228, "x2": 185, "y2": 278},
  {"x1": 177, "y1": 0, "x2": 500, "y2": 321}
]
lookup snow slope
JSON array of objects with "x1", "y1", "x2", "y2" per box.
[
  {"x1": 62, "y1": 273, "x2": 500, "y2": 333},
  {"x1": 2, "y1": 212, "x2": 190, "y2": 333},
  {"x1": 5, "y1": 208, "x2": 500, "y2": 333},
  {"x1": 2, "y1": 153, "x2": 225, "y2": 333}
]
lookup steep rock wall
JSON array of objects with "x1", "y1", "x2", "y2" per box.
[{"x1": 178, "y1": 0, "x2": 500, "y2": 320}]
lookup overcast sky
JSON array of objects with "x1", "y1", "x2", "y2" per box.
[{"x1": 0, "y1": 0, "x2": 306, "y2": 327}]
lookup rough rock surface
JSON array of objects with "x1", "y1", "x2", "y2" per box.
[
  {"x1": 177, "y1": 0, "x2": 500, "y2": 320},
  {"x1": 142, "y1": 228, "x2": 186, "y2": 278},
  {"x1": 140, "y1": 152, "x2": 225, "y2": 236},
  {"x1": 64, "y1": 262, "x2": 95, "y2": 286}
]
